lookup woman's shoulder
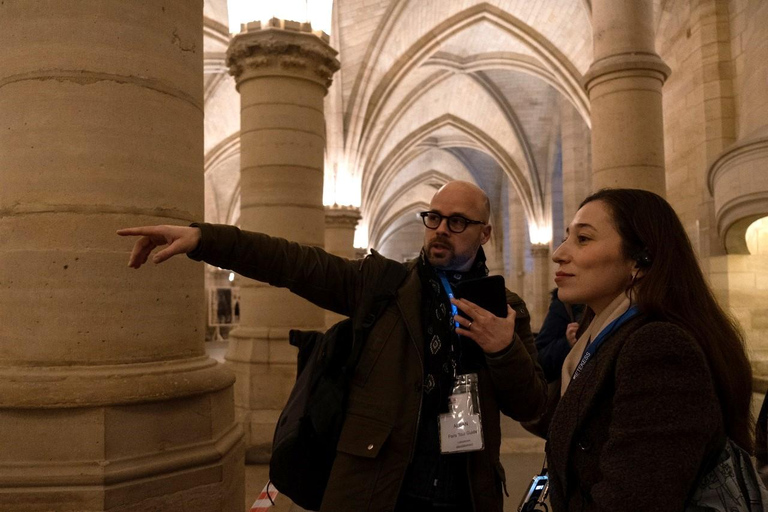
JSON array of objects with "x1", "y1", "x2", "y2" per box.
[
  {"x1": 625, "y1": 319, "x2": 698, "y2": 346},
  {"x1": 616, "y1": 319, "x2": 710, "y2": 372},
  {"x1": 628, "y1": 319, "x2": 695, "y2": 341}
]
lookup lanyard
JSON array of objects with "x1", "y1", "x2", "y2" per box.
[
  {"x1": 571, "y1": 305, "x2": 639, "y2": 381},
  {"x1": 437, "y1": 272, "x2": 462, "y2": 378},
  {"x1": 437, "y1": 272, "x2": 460, "y2": 330}
]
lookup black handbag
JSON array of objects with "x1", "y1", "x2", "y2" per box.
[{"x1": 686, "y1": 438, "x2": 768, "y2": 511}]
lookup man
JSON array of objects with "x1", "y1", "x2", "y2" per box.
[{"x1": 118, "y1": 181, "x2": 547, "y2": 512}]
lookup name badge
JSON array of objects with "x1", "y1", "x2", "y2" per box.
[{"x1": 439, "y1": 374, "x2": 484, "y2": 453}]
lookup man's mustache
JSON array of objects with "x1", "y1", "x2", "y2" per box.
[{"x1": 428, "y1": 238, "x2": 453, "y2": 251}]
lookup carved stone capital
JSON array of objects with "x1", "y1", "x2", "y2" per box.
[
  {"x1": 530, "y1": 243, "x2": 550, "y2": 257},
  {"x1": 226, "y1": 19, "x2": 340, "y2": 91},
  {"x1": 325, "y1": 205, "x2": 362, "y2": 228}
]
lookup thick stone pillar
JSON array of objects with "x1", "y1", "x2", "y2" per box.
[
  {"x1": 0, "y1": 2, "x2": 243, "y2": 510},
  {"x1": 585, "y1": 0, "x2": 671, "y2": 195},
  {"x1": 530, "y1": 244, "x2": 552, "y2": 333},
  {"x1": 324, "y1": 205, "x2": 362, "y2": 326},
  {"x1": 560, "y1": 96, "x2": 591, "y2": 224},
  {"x1": 226, "y1": 19, "x2": 340, "y2": 461},
  {"x1": 506, "y1": 186, "x2": 528, "y2": 296}
]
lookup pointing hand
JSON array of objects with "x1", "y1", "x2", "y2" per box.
[{"x1": 116, "y1": 225, "x2": 201, "y2": 268}]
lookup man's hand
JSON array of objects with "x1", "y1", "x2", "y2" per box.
[
  {"x1": 452, "y1": 298, "x2": 517, "y2": 354},
  {"x1": 116, "y1": 225, "x2": 201, "y2": 268}
]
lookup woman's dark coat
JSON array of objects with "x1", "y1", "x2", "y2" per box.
[{"x1": 546, "y1": 318, "x2": 724, "y2": 512}]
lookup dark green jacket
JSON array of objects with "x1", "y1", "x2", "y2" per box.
[{"x1": 189, "y1": 223, "x2": 548, "y2": 512}]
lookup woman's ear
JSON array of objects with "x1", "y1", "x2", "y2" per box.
[{"x1": 632, "y1": 249, "x2": 652, "y2": 268}]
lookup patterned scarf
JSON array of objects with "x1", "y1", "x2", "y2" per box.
[
  {"x1": 401, "y1": 247, "x2": 489, "y2": 505},
  {"x1": 416, "y1": 247, "x2": 489, "y2": 414}
]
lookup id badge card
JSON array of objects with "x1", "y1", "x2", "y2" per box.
[{"x1": 439, "y1": 373, "x2": 484, "y2": 453}]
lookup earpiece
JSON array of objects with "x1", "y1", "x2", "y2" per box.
[{"x1": 633, "y1": 249, "x2": 652, "y2": 268}]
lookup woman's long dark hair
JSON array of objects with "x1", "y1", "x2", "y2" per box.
[{"x1": 581, "y1": 188, "x2": 754, "y2": 452}]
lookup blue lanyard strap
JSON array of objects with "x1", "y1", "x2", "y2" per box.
[
  {"x1": 571, "y1": 305, "x2": 639, "y2": 380},
  {"x1": 437, "y1": 273, "x2": 460, "y2": 330}
]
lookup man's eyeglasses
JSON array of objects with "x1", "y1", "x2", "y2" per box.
[{"x1": 419, "y1": 211, "x2": 485, "y2": 234}]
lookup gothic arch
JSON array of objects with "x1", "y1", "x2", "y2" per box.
[
  {"x1": 363, "y1": 114, "x2": 544, "y2": 232},
  {"x1": 368, "y1": 171, "x2": 452, "y2": 247},
  {"x1": 347, "y1": 2, "x2": 589, "y2": 176}
]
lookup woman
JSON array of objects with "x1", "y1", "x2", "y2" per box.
[{"x1": 546, "y1": 188, "x2": 753, "y2": 511}]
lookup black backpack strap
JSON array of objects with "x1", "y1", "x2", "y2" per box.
[{"x1": 346, "y1": 253, "x2": 408, "y2": 370}]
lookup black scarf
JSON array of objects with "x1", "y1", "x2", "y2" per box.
[
  {"x1": 416, "y1": 247, "x2": 489, "y2": 412},
  {"x1": 401, "y1": 247, "x2": 489, "y2": 505}
]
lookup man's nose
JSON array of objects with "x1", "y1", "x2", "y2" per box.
[{"x1": 435, "y1": 217, "x2": 451, "y2": 235}]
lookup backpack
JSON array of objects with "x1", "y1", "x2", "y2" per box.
[
  {"x1": 686, "y1": 438, "x2": 768, "y2": 511},
  {"x1": 268, "y1": 255, "x2": 408, "y2": 511}
]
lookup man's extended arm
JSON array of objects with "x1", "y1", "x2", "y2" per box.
[{"x1": 118, "y1": 223, "x2": 364, "y2": 316}]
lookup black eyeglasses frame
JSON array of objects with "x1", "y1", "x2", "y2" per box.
[{"x1": 419, "y1": 211, "x2": 486, "y2": 234}]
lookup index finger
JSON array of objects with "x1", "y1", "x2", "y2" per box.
[
  {"x1": 451, "y1": 296, "x2": 479, "y2": 313},
  {"x1": 452, "y1": 297, "x2": 499, "y2": 320},
  {"x1": 117, "y1": 226, "x2": 163, "y2": 237}
]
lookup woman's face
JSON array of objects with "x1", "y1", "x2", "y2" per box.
[{"x1": 551, "y1": 200, "x2": 637, "y2": 315}]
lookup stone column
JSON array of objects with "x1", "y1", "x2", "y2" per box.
[
  {"x1": 560, "y1": 96, "x2": 591, "y2": 224},
  {"x1": 585, "y1": 0, "x2": 671, "y2": 196},
  {"x1": 530, "y1": 244, "x2": 552, "y2": 333},
  {"x1": 0, "y1": 2, "x2": 243, "y2": 511},
  {"x1": 324, "y1": 205, "x2": 362, "y2": 326},
  {"x1": 505, "y1": 185, "x2": 528, "y2": 296},
  {"x1": 226, "y1": 19, "x2": 340, "y2": 462},
  {"x1": 325, "y1": 205, "x2": 362, "y2": 260}
]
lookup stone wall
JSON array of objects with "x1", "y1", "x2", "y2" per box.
[{"x1": 659, "y1": 0, "x2": 768, "y2": 363}]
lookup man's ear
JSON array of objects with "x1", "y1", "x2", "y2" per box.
[{"x1": 480, "y1": 224, "x2": 492, "y2": 245}]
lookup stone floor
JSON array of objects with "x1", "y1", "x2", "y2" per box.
[
  {"x1": 206, "y1": 341, "x2": 548, "y2": 512},
  {"x1": 242, "y1": 450, "x2": 546, "y2": 511}
]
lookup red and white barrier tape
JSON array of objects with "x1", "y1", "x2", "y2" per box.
[{"x1": 249, "y1": 481, "x2": 279, "y2": 511}]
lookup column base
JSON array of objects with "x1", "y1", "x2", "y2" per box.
[
  {"x1": 0, "y1": 388, "x2": 245, "y2": 512},
  {"x1": 226, "y1": 329, "x2": 302, "y2": 464}
]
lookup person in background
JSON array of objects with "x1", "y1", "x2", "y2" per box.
[
  {"x1": 545, "y1": 188, "x2": 753, "y2": 511},
  {"x1": 535, "y1": 288, "x2": 583, "y2": 383}
]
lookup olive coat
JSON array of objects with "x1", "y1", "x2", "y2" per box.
[{"x1": 189, "y1": 223, "x2": 548, "y2": 512}]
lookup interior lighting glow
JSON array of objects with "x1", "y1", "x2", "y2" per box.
[
  {"x1": 354, "y1": 221, "x2": 369, "y2": 250},
  {"x1": 529, "y1": 224, "x2": 552, "y2": 246},
  {"x1": 228, "y1": 0, "x2": 333, "y2": 34},
  {"x1": 323, "y1": 161, "x2": 361, "y2": 207},
  {"x1": 745, "y1": 216, "x2": 768, "y2": 255}
]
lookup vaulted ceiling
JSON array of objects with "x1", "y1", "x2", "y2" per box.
[{"x1": 202, "y1": 0, "x2": 594, "y2": 252}]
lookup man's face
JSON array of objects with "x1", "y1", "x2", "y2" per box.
[{"x1": 423, "y1": 184, "x2": 492, "y2": 271}]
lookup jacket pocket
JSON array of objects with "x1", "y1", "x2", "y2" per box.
[{"x1": 337, "y1": 413, "x2": 393, "y2": 458}]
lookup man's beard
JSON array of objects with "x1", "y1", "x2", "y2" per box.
[{"x1": 426, "y1": 237, "x2": 458, "y2": 269}]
